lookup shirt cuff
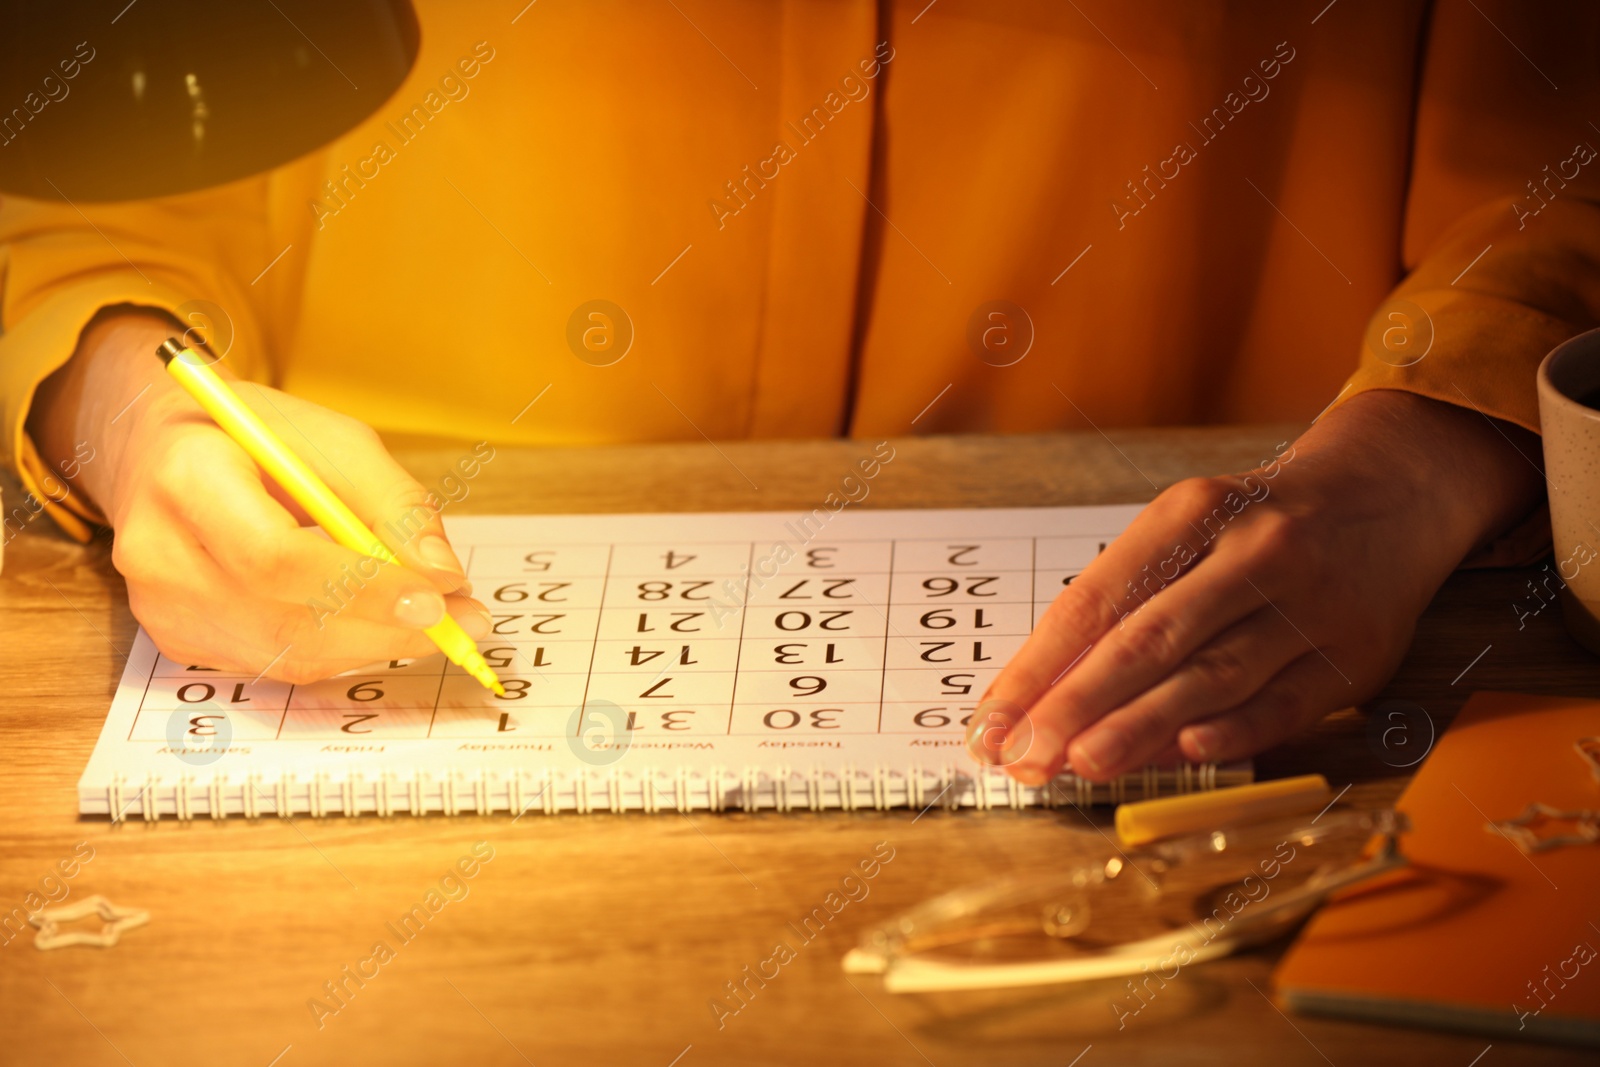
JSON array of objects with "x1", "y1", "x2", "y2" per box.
[
  {"x1": 1, "y1": 273, "x2": 197, "y2": 542},
  {"x1": 1337, "y1": 287, "x2": 1576, "y2": 437}
]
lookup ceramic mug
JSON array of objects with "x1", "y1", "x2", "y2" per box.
[{"x1": 1537, "y1": 329, "x2": 1600, "y2": 655}]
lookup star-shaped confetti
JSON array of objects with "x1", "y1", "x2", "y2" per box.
[
  {"x1": 28, "y1": 895, "x2": 149, "y2": 950},
  {"x1": 1576, "y1": 737, "x2": 1600, "y2": 785},
  {"x1": 1486, "y1": 802, "x2": 1600, "y2": 855}
]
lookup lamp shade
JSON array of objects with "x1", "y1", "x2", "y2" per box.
[{"x1": 0, "y1": 0, "x2": 419, "y2": 202}]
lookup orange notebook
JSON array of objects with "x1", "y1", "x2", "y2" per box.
[{"x1": 1273, "y1": 692, "x2": 1600, "y2": 1047}]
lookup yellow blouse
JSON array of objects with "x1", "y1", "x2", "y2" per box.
[{"x1": 2, "y1": 0, "x2": 1595, "y2": 555}]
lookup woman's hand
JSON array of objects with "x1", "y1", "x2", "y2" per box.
[
  {"x1": 969, "y1": 389, "x2": 1545, "y2": 783},
  {"x1": 30, "y1": 310, "x2": 489, "y2": 681}
]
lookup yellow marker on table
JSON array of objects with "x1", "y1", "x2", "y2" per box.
[
  {"x1": 156, "y1": 338, "x2": 505, "y2": 695},
  {"x1": 1114, "y1": 774, "x2": 1331, "y2": 846}
]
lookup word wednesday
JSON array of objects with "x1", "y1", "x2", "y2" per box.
[{"x1": 308, "y1": 42, "x2": 497, "y2": 229}]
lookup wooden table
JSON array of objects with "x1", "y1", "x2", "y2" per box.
[{"x1": 2, "y1": 427, "x2": 1595, "y2": 1067}]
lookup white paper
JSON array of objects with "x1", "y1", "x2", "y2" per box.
[{"x1": 77, "y1": 506, "x2": 1248, "y2": 819}]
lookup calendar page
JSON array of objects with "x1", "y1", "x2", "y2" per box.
[{"x1": 78, "y1": 506, "x2": 1249, "y2": 820}]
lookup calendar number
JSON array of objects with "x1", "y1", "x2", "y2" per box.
[
  {"x1": 788, "y1": 675, "x2": 827, "y2": 696},
  {"x1": 916, "y1": 608, "x2": 994, "y2": 630},
  {"x1": 347, "y1": 681, "x2": 384, "y2": 702},
  {"x1": 913, "y1": 706, "x2": 974, "y2": 728},
  {"x1": 634, "y1": 611, "x2": 706, "y2": 633},
  {"x1": 618, "y1": 709, "x2": 698, "y2": 731},
  {"x1": 523, "y1": 550, "x2": 555, "y2": 572},
  {"x1": 625, "y1": 645, "x2": 697, "y2": 666},
  {"x1": 771, "y1": 642, "x2": 845, "y2": 665},
  {"x1": 777, "y1": 578, "x2": 855, "y2": 599},
  {"x1": 918, "y1": 641, "x2": 994, "y2": 663},
  {"x1": 773, "y1": 609, "x2": 852, "y2": 631},
  {"x1": 173, "y1": 682, "x2": 256, "y2": 704},
  {"x1": 637, "y1": 580, "x2": 713, "y2": 601},
  {"x1": 921, "y1": 576, "x2": 999, "y2": 597},
  {"x1": 494, "y1": 613, "x2": 568, "y2": 634},
  {"x1": 939, "y1": 673, "x2": 976, "y2": 696},
  {"x1": 639, "y1": 678, "x2": 674, "y2": 698},
  {"x1": 493, "y1": 581, "x2": 571, "y2": 603},
  {"x1": 762, "y1": 707, "x2": 842, "y2": 730},
  {"x1": 480, "y1": 646, "x2": 551, "y2": 670}
]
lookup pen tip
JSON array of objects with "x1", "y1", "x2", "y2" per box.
[{"x1": 466, "y1": 659, "x2": 505, "y2": 696}]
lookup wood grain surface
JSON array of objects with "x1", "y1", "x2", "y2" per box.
[{"x1": 1, "y1": 427, "x2": 1595, "y2": 1067}]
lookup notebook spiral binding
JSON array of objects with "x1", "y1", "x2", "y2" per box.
[{"x1": 95, "y1": 762, "x2": 1241, "y2": 822}]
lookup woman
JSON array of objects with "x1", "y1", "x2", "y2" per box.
[{"x1": 1, "y1": 0, "x2": 1583, "y2": 785}]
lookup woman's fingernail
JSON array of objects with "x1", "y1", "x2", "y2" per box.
[
  {"x1": 462, "y1": 608, "x2": 492, "y2": 640},
  {"x1": 1009, "y1": 760, "x2": 1053, "y2": 787},
  {"x1": 1074, "y1": 728, "x2": 1129, "y2": 775},
  {"x1": 418, "y1": 535, "x2": 468, "y2": 580},
  {"x1": 1006, "y1": 724, "x2": 1064, "y2": 785},
  {"x1": 1184, "y1": 724, "x2": 1221, "y2": 761},
  {"x1": 966, "y1": 698, "x2": 1020, "y2": 765},
  {"x1": 966, "y1": 727, "x2": 993, "y2": 764},
  {"x1": 394, "y1": 591, "x2": 447, "y2": 628},
  {"x1": 1000, "y1": 725, "x2": 1039, "y2": 767}
]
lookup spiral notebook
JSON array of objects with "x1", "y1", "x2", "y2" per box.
[{"x1": 77, "y1": 507, "x2": 1249, "y2": 820}]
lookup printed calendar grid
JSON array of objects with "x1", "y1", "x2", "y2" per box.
[
  {"x1": 124, "y1": 533, "x2": 1110, "y2": 748},
  {"x1": 83, "y1": 508, "x2": 1259, "y2": 820}
]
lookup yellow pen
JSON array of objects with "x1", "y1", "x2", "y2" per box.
[
  {"x1": 1114, "y1": 774, "x2": 1331, "y2": 846},
  {"x1": 156, "y1": 338, "x2": 506, "y2": 695}
]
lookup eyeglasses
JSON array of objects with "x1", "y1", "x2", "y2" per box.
[{"x1": 844, "y1": 808, "x2": 1408, "y2": 992}]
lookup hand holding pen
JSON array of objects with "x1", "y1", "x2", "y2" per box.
[{"x1": 31, "y1": 310, "x2": 496, "y2": 685}]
